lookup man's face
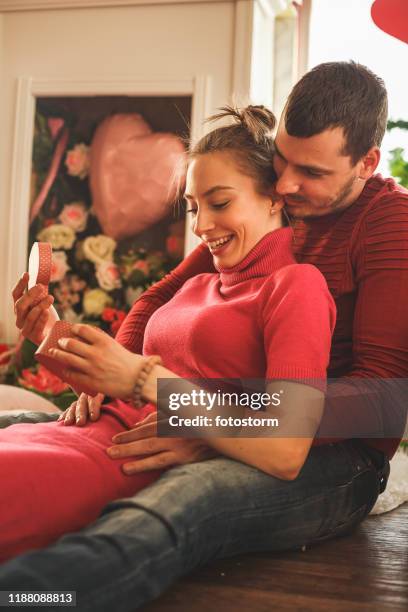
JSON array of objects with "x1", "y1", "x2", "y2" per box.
[{"x1": 273, "y1": 121, "x2": 364, "y2": 218}]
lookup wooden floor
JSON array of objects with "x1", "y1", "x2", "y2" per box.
[{"x1": 145, "y1": 503, "x2": 408, "y2": 612}]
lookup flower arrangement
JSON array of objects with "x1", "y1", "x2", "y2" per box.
[
  {"x1": 6, "y1": 105, "x2": 184, "y2": 406},
  {"x1": 29, "y1": 107, "x2": 182, "y2": 334},
  {"x1": 1, "y1": 339, "x2": 77, "y2": 410}
]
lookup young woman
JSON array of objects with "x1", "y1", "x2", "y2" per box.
[{"x1": 5, "y1": 106, "x2": 335, "y2": 562}]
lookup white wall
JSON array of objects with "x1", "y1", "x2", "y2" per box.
[
  {"x1": 0, "y1": 2, "x2": 235, "y2": 341},
  {"x1": 0, "y1": 0, "x2": 300, "y2": 342}
]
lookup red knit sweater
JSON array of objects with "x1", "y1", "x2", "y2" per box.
[
  {"x1": 143, "y1": 228, "x2": 335, "y2": 390},
  {"x1": 116, "y1": 175, "x2": 408, "y2": 458}
]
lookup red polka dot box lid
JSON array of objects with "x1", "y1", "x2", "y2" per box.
[
  {"x1": 28, "y1": 241, "x2": 94, "y2": 396},
  {"x1": 28, "y1": 242, "x2": 52, "y2": 289}
]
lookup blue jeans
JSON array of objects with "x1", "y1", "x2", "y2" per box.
[{"x1": 0, "y1": 439, "x2": 387, "y2": 611}]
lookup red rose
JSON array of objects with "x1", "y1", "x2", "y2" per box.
[
  {"x1": 102, "y1": 307, "x2": 116, "y2": 322},
  {"x1": 19, "y1": 365, "x2": 69, "y2": 395}
]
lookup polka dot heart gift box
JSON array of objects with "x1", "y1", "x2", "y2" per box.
[{"x1": 28, "y1": 242, "x2": 96, "y2": 397}]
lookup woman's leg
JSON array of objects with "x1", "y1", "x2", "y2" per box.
[
  {"x1": 0, "y1": 407, "x2": 162, "y2": 562},
  {"x1": 0, "y1": 440, "x2": 384, "y2": 611}
]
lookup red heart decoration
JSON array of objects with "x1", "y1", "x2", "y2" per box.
[
  {"x1": 90, "y1": 114, "x2": 186, "y2": 240},
  {"x1": 371, "y1": 0, "x2": 408, "y2": 44}
]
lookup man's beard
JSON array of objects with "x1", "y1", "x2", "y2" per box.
[
  {"x1": 287, "y1": 173, "x2": 359, "y2": 219},
  {"x1": 327, "y1": 173, "x2": 359, "y2": 213}
]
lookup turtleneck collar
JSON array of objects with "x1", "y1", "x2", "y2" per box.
[{"x1": 215, "y1": 227, "x2": 296, "y2": 287}]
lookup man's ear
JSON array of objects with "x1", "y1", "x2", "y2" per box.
[{"x1": 358, "y1": 146, "x2": 381, "y2": 180}]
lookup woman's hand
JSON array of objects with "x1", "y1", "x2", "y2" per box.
[
  {"x1": 58, "y1": 392, "x2": 105, "y2": 426},
  {"x1": 107, "y1": 412, "x2": 218, "y2": 474},
  {"x1": 12, "y1": 273, "x2": 56, "y2": 345},
  {"x1": 48, "y1": 323, "x2": 143, "y2": 399}
]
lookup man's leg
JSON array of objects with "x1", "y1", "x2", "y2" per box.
[{"x1": 0, "y1": 440, "x2": 382, "y2": 612}]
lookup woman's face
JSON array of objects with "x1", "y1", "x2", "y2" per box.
[{"x1": 185, "y1": 151, "x2": 282, "y2": 268}]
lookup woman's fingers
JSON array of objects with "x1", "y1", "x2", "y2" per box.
[
  {"x1": 22, "y1": 296, "x2": 54, "y2": 336},
  {"x1": 57, "y1": 408, "x2": 68, "y2": 422},
  {"x1": 59, "y1": 401, "x2": 77, "y2": 425},
  {"x1": 75, "y1": 393, "x2": 89, "y2": 426},
  {"x1": 12, "y1": 272, "x2": 29, "y2": 303},
  {"x1": 58, "y1": 393, "x2": 103, "y2": 426},
  {"x1": 71, "y1": 324, "x2": 106, "y2": 345},
  {"x1": 15, "y1": 285, "x2": 48, "y2": 328},
  {"x1": 47, "y1": 347, "x2": 91, "y2": 373},
  {"x1": 89, "y1": 393, "x2": 104, "y2": 421},
  {"x1": 56, "y1": 337, "x2": 92, "y2": 359}
]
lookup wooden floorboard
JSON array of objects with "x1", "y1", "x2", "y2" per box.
[{"x1": 144, "y1": 503, "x2": 408, "y2": 611}]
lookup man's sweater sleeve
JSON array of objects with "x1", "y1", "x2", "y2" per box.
[
  {"x1": 318, "y1": 193, "x2": 408, "y2": 455},
  {"x1": 115, "y1": 242, "x2": 215, "y2": 353}
]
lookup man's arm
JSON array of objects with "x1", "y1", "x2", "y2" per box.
[{"x1": 318, "y1": 195, "x2": 408, "y2": 454}]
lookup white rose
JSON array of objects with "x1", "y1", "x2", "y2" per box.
[
  {"x1": 83, "y1": 235, "x2": 117, "y2": 265},
  {"x1": 65, "y1": 143, "x2": 90, "y2": 179},
  {"x1": 50, "y1": 251, "x2": 70, "y2": 282},
  {"x1": 37, "y1": 224, "x2": 76, "y2": 250},
  {"x1": 83, "y1": 288, "x2": 113, "y2": 317},
  {"x1": 59, "y1": 202, "x2": 89, "y2": 232},
  {"x1": 62, "y1": 308, "x2": 84, "y2": 324},
  {"x1": 95, "y1": 261, "x2": 122, "y2": 292}
]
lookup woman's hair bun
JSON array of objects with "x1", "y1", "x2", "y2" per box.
[{"x1": 208, "y1": 105, "x2": 276, "y2": 144}]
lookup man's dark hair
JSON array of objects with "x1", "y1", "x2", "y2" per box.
[{"x1": 285, "y1": 61, "x2": 388, "y2": 164}]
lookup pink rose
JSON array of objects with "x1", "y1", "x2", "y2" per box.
[
  {"x1": 96, "y1": 261, "x2": 122, "y2": 292},
  {"x1": 50, "y1": 251, "x2": 70, "y2": 283},
  {"x1": 65, "y1": 143, "x2": 90, "y2": 179},
  {"x1": 132, "y1": 259, "x2": 150, "y2": 276},
  {"x1": 59, "y1": 202, "x2": 89, "y2": 232}
]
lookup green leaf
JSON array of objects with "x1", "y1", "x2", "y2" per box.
[
  {"x1": 51, "y1": 391, "x2": 77, "y2": 411},
  {"x1": 388, "y1": 148, "x2": 408, "y2": 188},
  {"x1": 128, "y1": 269, "x2": 146, "y2": 287},
  {"x1": 20, "y1": 339, "x2": 38, "y2": 370}
]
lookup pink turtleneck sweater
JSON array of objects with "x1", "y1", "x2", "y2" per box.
[{"x1": 143, "y1": 228, "x2": 336, "y2": 391}]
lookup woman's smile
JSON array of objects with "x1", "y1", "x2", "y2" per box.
[{"x1": 206, "y1": 234, "x2": 235, "y2": 255}]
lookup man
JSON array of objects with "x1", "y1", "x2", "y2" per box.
[{"x1": 3, "y1": 61, "x2": 408, "y2": 610}]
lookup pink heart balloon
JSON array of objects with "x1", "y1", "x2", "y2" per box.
[{"x1": 90, "y1": 114, "x2": 186, "y2": 240}]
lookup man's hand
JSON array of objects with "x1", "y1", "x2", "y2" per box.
[
  {"x1": 58, "y1": 392, "x2": 105, "y2": 426},
  {"x1": 12, "y1": 273, "x2": 55, "y2": 345},
  {"x1": 107, "y1": 412, "x2": 218, "y2": 474}
]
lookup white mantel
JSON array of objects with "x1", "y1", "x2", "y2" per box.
[{"x1": 0, "y1": 0, "x2": 306, "y2": 342}]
